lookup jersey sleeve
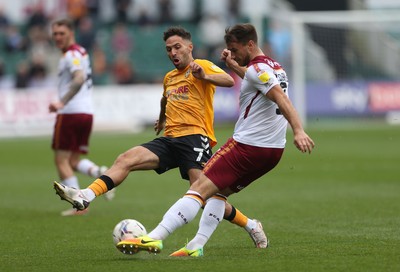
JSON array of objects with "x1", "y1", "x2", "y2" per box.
[
  {"x1": 194, "y1": 59, "x2": 225, "y2": 75},
  {"x1": 65, "y1": 51, "x2": 84, "y2": 74},
  {"x1": 246, "y1": 63, "x2": 279, "y2": 95}
]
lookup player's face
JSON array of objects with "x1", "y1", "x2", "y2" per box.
[
  {"x1": 52, "y1": 25, "x2": 74, "y2": 51},
  {"x1": 165, "y1": 35, "x2": 193, "y2": 70},
  {"x1": 226, "y1": 41, "x2": 251, "y2": 66}
]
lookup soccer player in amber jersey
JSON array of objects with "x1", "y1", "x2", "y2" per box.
[
  {"x1": 54, "y1": 26, "x2": 268, "y2": 247},
  {"x1": 162, "y1": 58, "x2": 221, "y2": 147},
  {"x1": 49, "y1": 19, "x2": 113, "y2": 217},
  {"x1": 115, "y1": 23, "x2": 315, "y2": 257}
]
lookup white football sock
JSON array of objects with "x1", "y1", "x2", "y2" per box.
[
  {"x1": 77, "y1": 158, "x2": 99, "y2": 177},
  {"x1": 61, "y1": 176, "x2": 79, "y2": 189},
  {"x1": 81, "y1": 188, "x2": 96, "y2": 201},
  {"x1": 186, "y1": 197, "x2": 225, "y2": 250},
  {"x1": 149, "y1": 192, "x2": 203, "y2": 240}
]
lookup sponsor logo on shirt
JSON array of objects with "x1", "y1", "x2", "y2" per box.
[
  {"x1": 72, "y1": 58, "x2": 81, "y2": 66},
  {"x1": 253, "y1": 63, "x2": 270, "y2": 83},
  {"x1": 257, "y1": 71, "x2": 270, "y2": 83},
  {"x1": 166, "y1": 85, "x2": 189, "y2": 101}
]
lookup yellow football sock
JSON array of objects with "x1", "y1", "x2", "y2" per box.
[
  {"x1": 88, "y1": 179, "x2": 108, "y2": 196},
  {"x1": 230, "y1": 208, "x2": 248, "y2": 228}
]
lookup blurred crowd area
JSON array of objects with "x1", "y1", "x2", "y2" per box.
[
  {"x1": 0, "y1": 0, "x2": 287, "y2": 90},
  {"x1": 1, "y1": 0, "x2": 399, "y2": 91}
]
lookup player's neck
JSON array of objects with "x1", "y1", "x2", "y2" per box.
[
  {"x1": 251, "y1": 48, "x2": 264, "y2": 59},
  {"x1": 62, "y1": 41, "x2": 76, "y2": 52}
]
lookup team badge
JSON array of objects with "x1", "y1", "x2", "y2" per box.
[{"x1": 185, "y1": 69, "x2": 191, "y2": 78}]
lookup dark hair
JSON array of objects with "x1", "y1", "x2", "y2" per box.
[
  {"x1": 224, "y1": 23, "x2": 258, "y2": 45},
  {"x1": 52, "y1": 18, "x2": 74, "y2": 30},
  {"x1": 163, "y1": 26, "x2": 192, "y2": 41}
]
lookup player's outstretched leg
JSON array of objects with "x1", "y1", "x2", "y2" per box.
[
  {"x1": 53, "y1": 181, "x2": 90, "y2": 211},
  {"x1": 97, "y1": 166, "x2": 116, "y2": 201}
]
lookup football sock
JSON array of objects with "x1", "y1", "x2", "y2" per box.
[
  {"x1": 186, "y1": 196, "x2": 225, "y2": 250},
  {"x1": 76, "y1": 158, "x2": 99, "y2": 178},
  {"x1": 225, "y1": 206, "x2": 249, "y2": 228},
  {"x1": 81, "y1": 188, "x2": 96, "y2": 201},
  {"x1": 61, "y1": 176, "x2": 79, "y2": 189},
  {"x1": 148, "y1": 190, "x2": 204, "y2": 240},
  {"x1": 87, "y1": 175, "x2": 115, "y2": 198}
]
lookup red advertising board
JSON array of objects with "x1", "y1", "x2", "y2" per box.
[{"x1": 369, "y1": 83, "x2": 400, "y2": 112}]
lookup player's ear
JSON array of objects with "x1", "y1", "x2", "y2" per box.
[
  {"x1": 188, "y1": 42, "x2": 193, "y2": 51},
  {"x1": 248, "y1": 40, "x2": 255, "y2": 49}
]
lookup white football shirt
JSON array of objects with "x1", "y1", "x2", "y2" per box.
[
  {"x1": 233, "y1": 56, "x2": 289, "y2": 148},
  {"x1": 57, "y1": 44, "x2": 94, "y2": 114}
]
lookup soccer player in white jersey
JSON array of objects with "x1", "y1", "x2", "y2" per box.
[
  {"x1": 115, "y1": 23, "x2": 315, "y2": 257},
  {"x1": 49, "y1": 18, "x2": 113, "y2": 216}
]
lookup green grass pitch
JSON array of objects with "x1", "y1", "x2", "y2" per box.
[{"x1": 0, "y1": 122, "x2": 399, "y2": 272}]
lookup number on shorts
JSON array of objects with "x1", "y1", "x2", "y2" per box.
[{"x1": 193, "y1": 147, "x2": 204, "y2": 161}]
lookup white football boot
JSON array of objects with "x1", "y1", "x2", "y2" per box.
[
  {"x1": 54, "y1": 181, "x2": 90, "y2": 211},
  {"x1": 248, "y1": 219, "x2": 269, "y2": 248}
]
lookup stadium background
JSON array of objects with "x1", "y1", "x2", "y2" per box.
[
  {"x1": 1, "y1": 0, "x2": 400, "y2": 137},
  {"x1": 0, "y1": 1, "x2": 399, "y2": 271}
]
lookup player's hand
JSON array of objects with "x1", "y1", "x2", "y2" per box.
[
  {"x1": 154, "y1": 119, "x2": 164, "y2": 135},
  {"x1": 190, "y1": 61, "x2": 205, "y2": 80},
  {"x1": 293, "y1": 131, "x2": 315, "y2": 154},
  {"x1": 221, "y1": 49, "x2": 239, "y2": 69},
  {"x1": 220, "y1": 49, "x2": 230, "y2": 62},
  {"x1": 48, "y1": 101, "x2": 64, "y2": 112}
]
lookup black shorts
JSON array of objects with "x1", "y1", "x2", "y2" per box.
[{"x1": 141, "y1": 134, "x2": 213, "y2": 180}]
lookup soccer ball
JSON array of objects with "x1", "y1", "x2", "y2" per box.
[{"x1": 112, "y1": 219, "x2": 147, "y2": 246}]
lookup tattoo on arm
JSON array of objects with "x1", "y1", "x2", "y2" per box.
[{"x1": 61, "y1": 70, "x2": 85, "y2": 105}]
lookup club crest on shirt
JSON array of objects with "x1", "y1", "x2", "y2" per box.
[{"x1": 185, "y1": 69, "x2": 191, "y2": 78}]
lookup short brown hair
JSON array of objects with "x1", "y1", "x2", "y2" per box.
[
  {"x1": 52, "y1": 18, "x2": 74, "y2": 30},
  {"x1": 224, "y1": 23, "x2": 258, "y2": 45},
  {"x1": 163, "y1": 26, "x2": 192, "y2": 41}
]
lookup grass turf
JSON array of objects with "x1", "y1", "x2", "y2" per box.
[{"x1": 0, "y1": 122, "x2": 399, "y2": 272}]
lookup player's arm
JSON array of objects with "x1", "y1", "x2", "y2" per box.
[
  {"x1": 190, "y1": 61, "x2": 234, "y2": 87},
  {"x1": 266, "y1": 85, "x2": 315, "y2": 154},
  {"x1": 49, "y1": 70, "x2": 85, "y2": 112},
  {"x1": 154, "y1": 96, "x2": 167, "y2": 135},
  {"x1": 221, "y1": 48, "x2": 247, "y2": 79},
  {"x1": 203, "y1": 72, "x2": 234, "y2": 87},
  {"x1": 61, "y1": 70, "x2": 85, "y2": 104}
]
